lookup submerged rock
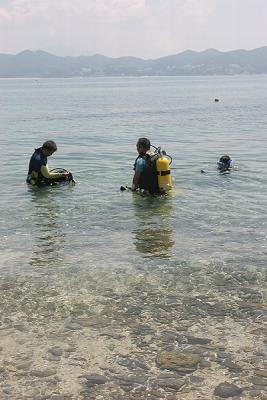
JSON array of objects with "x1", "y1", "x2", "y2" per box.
[
  {"x1": 48, "y1": 346, "x2": 63, "y2": 356},
  {"x1": 157, "y1": 377, "x2": 185, "y2": 390},
  {"x1": 64, "y1": 321, "x2": 82, "y2": 330},
  {"x1": 156, "y1": 351, "x2": 200, "y2": 372},
  {"x1": 30, "y1": 368, "x2": 56, "y2": 377},
  {"x1": 255, "y1": 369, "x2": 267, "y2": 378},
  {"x1": 116, "y1": 375, "x2": 148, "y2": 384},
  {"x1": 81, "y1": 373, "x2": 108, "y2": 385},
  {"x1": 221, "y1": 359, "x2": 242, "y2": 371},
  {"x1": 251, "y1": 376, "x2": 267, "y2": 386},
  {"x1": 186, "y1": 335, "x2": 212, "y2": 345},
  {"x1": 214, "y1": 382, "x2": 243, "y2": 398}
]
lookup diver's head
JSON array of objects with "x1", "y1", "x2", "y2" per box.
[
  {"x1": 136, "y1": 138, "x2": 150, "y2": 155},
  {"x1": 42, "y1": 140, "x2": 57, "y2": 156},
  {"x1": 217, "y1": 155, "x2": 232, "y2": 171}
]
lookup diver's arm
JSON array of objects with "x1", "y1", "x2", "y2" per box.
[
  {"x1": 132, "y1": 171, "x2": 141, "y2": 190},
  {"x1": 41, "y1": 165, "x2": 66, "y2": 179}
]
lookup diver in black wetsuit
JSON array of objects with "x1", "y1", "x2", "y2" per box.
[
  {"x1": 27, "y1": 140, "x2": 72, "y2": 186},
  {"x1": 217, "y1": 155, "x2": 233, "y2": 173},
  {"x1": 201, "y1": 155, "x2": 233, "y2": 174}
]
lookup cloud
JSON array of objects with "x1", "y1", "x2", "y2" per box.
[
  {"x1": 0, "y1": 0, "x2": 266, "y2": 57},
  {"x1": 180, "y1": 0, "x2": 212, "y2": 18},
  {"x1": 0, "y1": 0, "x2": 147, "y2": 20},
  {"x1": 0, "y1": 0, "x2": 213, "y2": 25}
]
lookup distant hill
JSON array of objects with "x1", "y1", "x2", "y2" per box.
[{"x1": 0, "y1": 47, "x2": 267, "y2": 77}]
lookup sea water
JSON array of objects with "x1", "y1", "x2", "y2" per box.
[
  {"x1": 0, "y1": 76, "x2": 266, "y2": 398},
  {"x1": 1, "y1": 76, "x2": 266, "y2": 271}
]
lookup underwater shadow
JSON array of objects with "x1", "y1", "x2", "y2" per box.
[
  {"x1": 132, "y1": 193, "x2": 174, "y2": 259},
  {"x1": 28, "y1": 186, "x2": 66, "y2": 268}
]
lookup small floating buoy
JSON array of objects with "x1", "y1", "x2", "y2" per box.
[{"x1": 214, "y1": 98, "x2": 219, "y2": 102}]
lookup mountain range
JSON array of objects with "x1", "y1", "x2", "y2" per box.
[{"x1": 0, "y1": 47, "x2": 267, "y2": 77}]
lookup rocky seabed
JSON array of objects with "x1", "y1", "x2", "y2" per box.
[{"x1": 0, "y1": 261, "x2": 266, "y2": 399}]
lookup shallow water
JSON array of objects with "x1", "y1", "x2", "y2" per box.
[{"x1": 0, "y1": 76, "x2": 266, "y2": 399}]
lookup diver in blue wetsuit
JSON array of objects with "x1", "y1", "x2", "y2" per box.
[
  {"x1": 27, "y1": 140, "x2": 72, "y2": 186},
  {"x1": 132, "y1": 138, "x2": 160, "y2": 195}
]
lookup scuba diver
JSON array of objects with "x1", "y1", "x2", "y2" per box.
[
  {"x1": 26, "y1": 140, "x2": 74, "y2": 187},
  {"x1": 131, "y1": 137, "x2": 173, "y2": 195},
  {"x1": 217, "y1": 155, "x2": 233, "y2": 173},
  {"x1": 201, "y1": 155, "x2": 234, "y2": 175}
]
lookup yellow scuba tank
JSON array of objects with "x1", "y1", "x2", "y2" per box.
[{"x1": 156, "y1": 151, "x2": 173, "y2": 192}]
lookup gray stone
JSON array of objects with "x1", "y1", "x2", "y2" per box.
[
  {"x1": 64, "y1": 322, "x2": 82, "y2": 330},
  {"x1": 149, "y1": 389, "x2": 164, "y2": 398},
  {"x1": 166, "y1": 395, "x2": 179, "y2": 400},
  {"x1": 24, "y1": 388, "x2": 41, "y2": 397},
  {"x1": 46, "y1": 376, "x2": 61, "y2": 385},
  {"x1": 246, "y1": 390, "x2": 264, "y2": 397},
  {"x1": 217, "y1": 351, "x2": 229, "y2": 359},
  {"x1": 48, "y1": 347, "x2": 63, "y2": 356},
  {"x1": 254, "y1": 351, "x2": 265, "y2": 356},
  {"x1": 30, "y1": 368, "x2": 56, "y2": 377},
  {"x1": 116, "y1": 375, "x2": 148, "y2": 384},
  {"x1": 214, "y1": 382, "x2": 243, "y2": 398},
  {"x1": 189, "y1": 375, "x2": 205, "y2": 384},
  {"x1": 64, "y1": 345, "x2": 76, "y2": 353},
  {"x1": 221, "y1": 359, "x2": 242, "y2": 371},
  {"x1": 199, "y1": 359, "x2": 212, "y2": 368},
  {"x1": 161, "y1": 330, "x2": 177, "y2": 342},
  {"x1": 15, "y1": 361, "x2": 32, "y2": 370},
  {"x1": 99, "y1": 332, "x2": 123, "y2": 340},
  {"x1": 81, "y1": 374, "x2": 107, "y2": 385},
  {"x1": 47, "y1": 354, "x2": 61, "y2": 362},
  {"x1": 255, "y1": 370, "x2": 267, "y2": 378},
  {"x1": 133, "y1": 359, "x2": 150, "y2": 370},
  {"x1": 251, "y1": 376, "x2": 267, "y2": 386},
  {"x1": 158, "y1": 378, "x2": 185, "y2": 390},
  {"x1": 2, "y1": 387, "x2": 12, "y2": 395},
  {"x1": 120, "y1": 383, "x2": 134, "y2": 392},
  {"x1": 13, "y1": 324, "x2": 28, "y2": 332},
  {"x1": 116, "y1": 356, "x2": 132, "y2": 367},
  {"x1": 186, "y1": 335, "x2": 212, "y2": 345}
]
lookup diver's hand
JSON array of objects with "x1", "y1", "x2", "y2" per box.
[
  {"x1": 62, "y1": 171, "x2": 72, "y2": 178},
  {"x1": 63, "y1": 171, "x2": 74, "y2": 181},
  {"x1": 120, "y1": 185, "x2": 135, "y2": 191}
]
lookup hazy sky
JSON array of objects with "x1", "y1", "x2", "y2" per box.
[{"x1": 0, "y1": 0, "x2": 266, "y2": 58}]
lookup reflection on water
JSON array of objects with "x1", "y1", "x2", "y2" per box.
[
  {"x1": 132, "y1": 193, "x2": 174, "y2": 258},
  {"x1": 29, "y1": 187, "x2": 65, "y2": 268}
]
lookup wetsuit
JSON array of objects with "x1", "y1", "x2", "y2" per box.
[
  {"x1": 217, "y1": 157, "x2": 233, "y2": 173},
  {"x1": 133, "y1": 154, "x2": 159, "y2": 195},
  {"x1": 27, "y1": 147, "x2": 65, "y2": 186}
]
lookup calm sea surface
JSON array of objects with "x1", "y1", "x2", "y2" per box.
[
  {"x1": 0, "y1": 76, "x2": 266, "y2": 399},
  {"x1": 1, "y1": 76, "x2": 266, "y2": 274}
]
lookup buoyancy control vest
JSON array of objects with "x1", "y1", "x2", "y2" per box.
[
  {"x1": 134, "y1": 154, "x2": 160, "y2": 194},
  {"x1": 134, "y1": 149, "x2": 173, "y2": 194}
]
